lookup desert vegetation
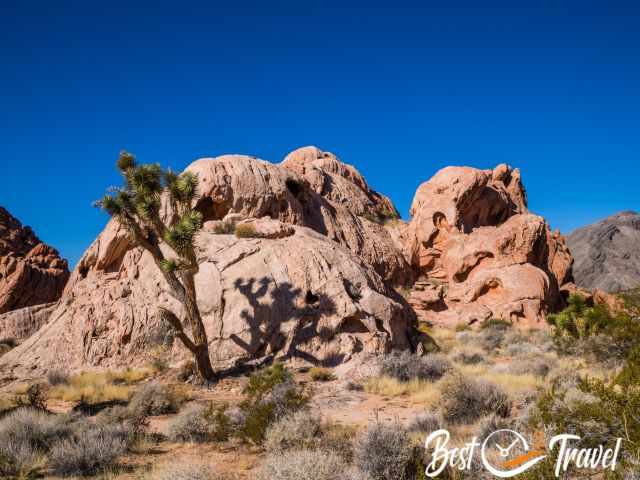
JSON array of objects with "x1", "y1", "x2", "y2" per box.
[{"x1": 0, "y1": 292, "x2": 639, "y2": 479}]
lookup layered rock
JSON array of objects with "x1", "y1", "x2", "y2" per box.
[
  {"x1": 0, "y1": 207, "x2": 69, "y2": 314},
  {"x1": 567, "y1": 211, "x2": 640, "y2": 292},
  {"x1": 0, "y1": 303, "x2": 57, "y2": 341},
  {"x1": 405, "y1": 165, "x2": 572, "y2": 328}
]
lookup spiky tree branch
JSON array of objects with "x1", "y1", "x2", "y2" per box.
[{"x1": 96, "y1": 151, "x2": 216, "y2": 381}]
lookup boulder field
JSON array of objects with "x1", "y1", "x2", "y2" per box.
[{"x1": 0, "y1": 147, "x2": 580, "y2": 376}]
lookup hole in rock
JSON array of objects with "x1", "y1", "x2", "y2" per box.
[
  {"x1": 195, "y1": 197, "x2": 228, "y2": 222},
  {"x1": 285, "y1": 178, "x2": 303, "y2": 200},
  {"x1": 305, "y1": 290, "x2": 320, "y2": 304}
]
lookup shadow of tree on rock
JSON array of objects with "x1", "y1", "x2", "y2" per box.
[{"x1": 229, "y1": 276, "x2": 337, "y2": 367}]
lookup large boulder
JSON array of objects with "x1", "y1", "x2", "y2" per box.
[
  {"x1": 281, "y1": 146, "x2": 412, "y2": 286},
  {"x1": 405, "y1": 165, "x2": 573, "y2": 328},
  {"x1": 0, "y1": 184, "x2": 415, "y2": 376},
  {"x1": 0, "y1": 207, "x2": 69, "y2": 314}
]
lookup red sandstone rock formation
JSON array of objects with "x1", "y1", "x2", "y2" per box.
[
  {"x1": 0, "y1": 154, "x2": 416, "y2": 376},
  {"x1": 0, "y1": 151, "x2": 576, "y2": 376},
  {"x1": 404, "y1": 165, "x2": 573, "y2": 328},
  {"x1": 0, "y1": 207, "x2": 69, "y2": 314}
]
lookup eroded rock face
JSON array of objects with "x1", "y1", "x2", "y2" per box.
[
  {"x1": 281, "y1": 147, "x2": 412, "y2": 286},
  {"x1": 0, "y1": 152, "x2": 577, "y2": 375},
  {"x1": 405, "y1": 165, "x2": 572, "y2": 328},
  {"x1": 0, "y1": 303, "x2": 57, "y2": 341},
  {"x1": 0, "y1": 219, "x2": 414, "y2": 376},
  {"x1": 0, "y1": 207, "x2": 69, "y2": 314}
]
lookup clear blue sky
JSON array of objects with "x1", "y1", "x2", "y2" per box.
[{"x1": 1, "y1": 1, "x2": 638, "y2": 267}]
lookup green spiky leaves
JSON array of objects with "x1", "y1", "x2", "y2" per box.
[
  {"x1": 164, "y1": 210, "x2": 203, "y2": 255},
  {"x1": 97, "y1": 152, "x2": 204, "y2": 265},
  {"x1": 160, "y1": 258, "x2": 178, "y2": 273},
  {"x1": 117, "y1": 151, "x2": 136, "y2": 173},
  {"x1": 166, "y1": 170, "x2": 199, "y2": 206}
]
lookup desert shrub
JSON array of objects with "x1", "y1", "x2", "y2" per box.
[
  {"x1": 153, "y1": 462, "x2": 220, "y2": 480},
  {"x1": 451, "y1": 348, "x2": 485, "y2": 365},
  {"x1": 479, "y1": 328, "x2": 507, "y2": 352},
  {"x1": 213, "y1": 220, "x2": 235, "y2": 235},
  {"x1": 49, "y1": 423, "x2": 129, "y2": 476},
  {"x1": 310, "y1": 367, "x2": 336, "y2": 382},
  {"x1": 15, "y1": 384, "x2": 47, "y2": 410},
  {"x1": 0, "y1": 407, "x2": 71, "y2": 455},
  {"x1": 480, "y1": 318, "x2": 512, "y2": 331},
  {"x1": 238, "y1": 363, "x2": 308, "y2": 444},
  {"x1": 407, "y1": 412, "x2": 442, "y2": 433},
  {"x1": 439, "y1": 374, "x2": 511, "y2": 425},
  {"x1": 454, "y1": 323, "x2": 470, "y2": 332},
  {"x1": 168, "y1": 403, "x2": 231, "y2": 443},
  {"x1": 258, "y1": 448, "x2": 347, "y2": 480},
  {"x1": 345, "y1": 380, "x2": 364, "y2": 391},
  {"x1": 507, "y1": 357, "x2": 552, "y2": 377},
  {"x1": 149, "y1": 347, "x2": 171, "y2": 372},
  {"x1": 264, "y1": 409, "x2": 321, "y2": 452},
  {"x1": 168, "y1": 404, "x2": 210, "y2": 442},
  {"x1": 476, "y1": 414, "x2": 516, "y2": 443},
  {"x1": 318, "y1": 422, "x2": 358, "y2": 463},
  {"x1": 0, "y1": 407, "x2": 71, "y2": 477},
  {"x1": 354, "y1": 422, "x2": 422, "y2": 480},
  {"x1": 504, "y1": 342, "x2": 541, "y2": 357},
  {"x1": 46, "y1": 369, "x2": 69, "y2": 386},
  {"x1": 234, "y1": 223, "x2": 257, "y2": 238},
  {"x1": 381, "y1": 351, "x2": 451, "y2": 382},
  {"x1": 128, "y1": 382, "x2": 180, "y2": 416}
]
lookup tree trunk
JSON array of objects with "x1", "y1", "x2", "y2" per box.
[
  {"x1": 182, "y1": 272, "x2": 217, "y2": 382},
  {"x1": 193, "y1": 343, "x2": 217, "y2": 382}
]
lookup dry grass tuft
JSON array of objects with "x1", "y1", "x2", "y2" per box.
[{"x1": 48, "y1": 368, "x2": 153, "y2": 404}]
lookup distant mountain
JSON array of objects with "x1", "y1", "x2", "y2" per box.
[{"x1": 566, "y1": 211, "x2": 640, "y2": 292}]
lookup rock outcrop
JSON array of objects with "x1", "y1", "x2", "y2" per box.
[
  {"x1": 0, "y1": 207, "x2": 69, "y2": 314},
  {"x1": 0, "y1": 153, "x2": 416, "y2": 376},
  {"x1": 566, "y1": 211, "x2": 640, "y2": 292},
  {"x1": 404, "y1": 165, "x2": 573, "y2": 328},
  {"x1": 0, "y1": 151, "x2": 577, "y2": 376},
  {"x1": 0, "y1": 303, "x2": 57, "y2": 341}
]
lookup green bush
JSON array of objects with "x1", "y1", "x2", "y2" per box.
[
  {"x1": 526, "y1": 293, "x2": 640, "y2": 476},
  {"x1": 239, "y1": 363, "x2": 308, "y2": 444}
]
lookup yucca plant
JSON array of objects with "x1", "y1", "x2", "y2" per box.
[{"x1": 96, "y1": 151, "x2": 216, "y2": 381}]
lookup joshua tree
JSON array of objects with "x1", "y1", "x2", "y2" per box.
[{"x1": 96, "y1": 151, "x2": 216, "y2": 381}]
